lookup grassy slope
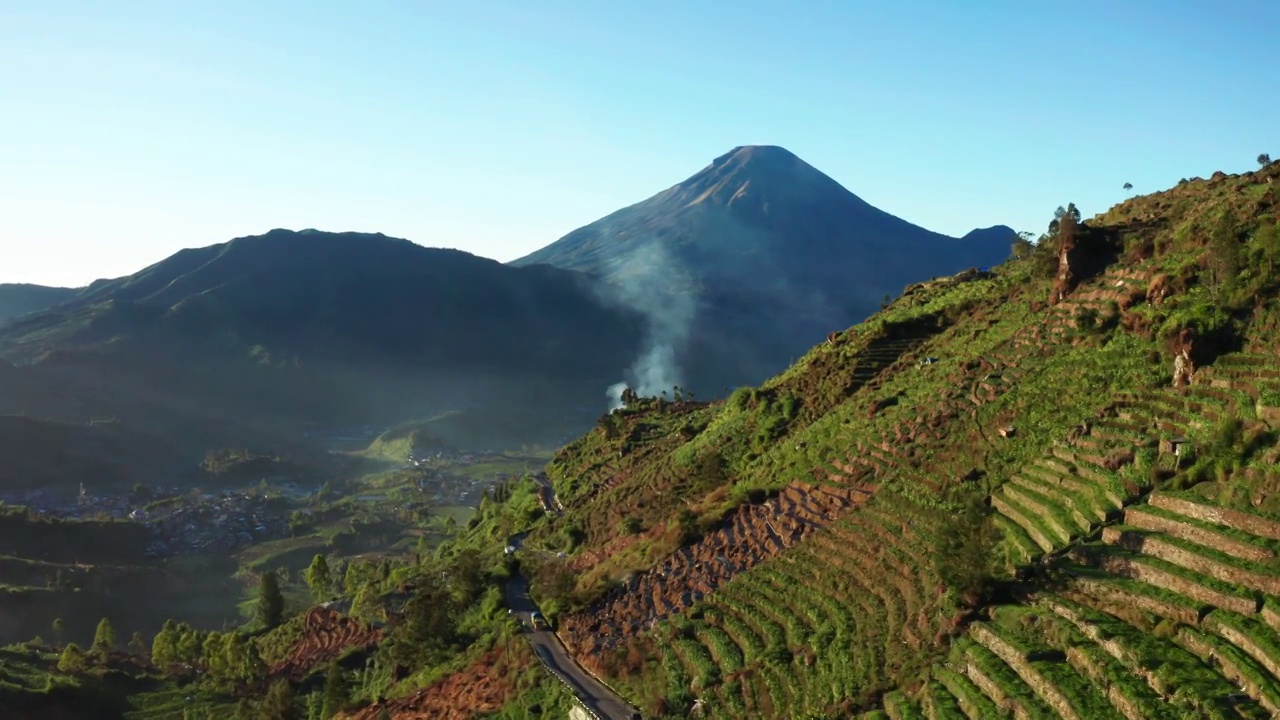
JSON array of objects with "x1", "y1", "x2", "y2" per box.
[
  {"x1": 513, "y1": 161, "x2": 1280, "y2": 716},
  {"x1": 9, "y1": 162, "x2": 1278, "y2": 718}
]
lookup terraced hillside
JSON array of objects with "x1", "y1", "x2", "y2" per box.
[
  {"x1": 269, "y1": 607, "x2": 383, "y2": 681},
  {"x1": 97, "y1": 161, "x2": 1276, "y2": 720},
  {"x1": 504, "y1": 160, "x2": 1280, "y2": 717}
]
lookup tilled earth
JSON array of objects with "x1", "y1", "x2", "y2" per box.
[
  {"x1": 560, "y1": 480, "x2": 871, "y2": 658},
  {"x1": 270, "y1": 607, "x2": 383, "y2": 680},
  {"x1": 341, "y1": 651, "x2": 515, "y2": 720}
]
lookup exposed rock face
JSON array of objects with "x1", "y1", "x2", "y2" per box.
[
  {"x1": 1050, "y1": 223, "x2": 1121, "y2": 306},
  {"x1": 1171, "y1": 328, "x2": 1196, "y2": 387},
  {"x1": 1052, "y1": 232, "x2": 1078, "y2": 305}
]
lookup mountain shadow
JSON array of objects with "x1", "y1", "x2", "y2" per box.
[{"x1": 0, "y1": 230, "x2": 646, "y2": 453}]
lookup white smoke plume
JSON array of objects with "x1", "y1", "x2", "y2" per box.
[{"x1": 602, "y1": 242, "x2": 696, "y2": 411}]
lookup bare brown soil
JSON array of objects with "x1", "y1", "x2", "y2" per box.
[
  {"x1": 270, "y1": 607, "x2": 383, "y2": 680},
  {"x1": 559, "y1": 480, "x2": 871, "y2": 657},
  {"x1": 341, "y1": 651, "x2": 515, "y2": 720}
]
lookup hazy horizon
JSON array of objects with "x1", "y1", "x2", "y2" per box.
[{"x1": 3, "y1": 1, "x2": 1276, "y2": 287}]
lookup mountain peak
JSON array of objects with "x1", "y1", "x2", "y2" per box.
[
  {"x1": 715, "y1": 144, "x2": 800, "y2": 165},
  {"x1": 666, "y1": 145, "x2": 854, "y2": 212}
]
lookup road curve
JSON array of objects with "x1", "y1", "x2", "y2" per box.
[
  {"x1": 505, "y1": 567, "x2": 640, "y2": 720},
  {"x1": 505, "y1": 479, "x2": 641, "y2": 720}
]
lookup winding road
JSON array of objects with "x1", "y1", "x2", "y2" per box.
[{"x1": 505, "y1": 478, "x2": 642, "y2": 720}]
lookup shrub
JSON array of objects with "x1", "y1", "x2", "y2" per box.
[{"x1": 618, "y1": 517, "x2": 643, "y2": 535}]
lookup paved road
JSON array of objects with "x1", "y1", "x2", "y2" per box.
[{"x1": 505, "y1": 481, "x2": 641, "y2": 720}]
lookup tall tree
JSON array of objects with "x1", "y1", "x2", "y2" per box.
[
  {"x1": 1206, "y1": 209, "x2": 1241, "y2": 302},
  {"x1": 57, "y1": 643, "x2": 87, "y2": 673},
  {"x1": 1253, "y1": 221, "x2": 1280, "y2": 277},
  {"x1": 152, "y1": 619, "x2": 179, "y2": 668},
  {"x1": 350, "y1": 582, "x2": 384, "y2": 624},
  {"x1": 321, "y1": 660, "x2": 349, "y2": 718},
  {"x1": 52, "y1": 618, "x2": 65, "y2": 647},
  {"x1": 129, "y1": 631, "x2": 148, "y2": 656},
  {"x1": 92, "y1": 617, "x2": 116, "y2": 661},
  {"x1": 258, "y1": 679, "x2": 301, "y2": 720},
  {"x1": 449, "y1": 549, "x2": 485, "y2": 605},
  {"x1": 1010, "y1": 231, "x2": 1035, "y2": 260},
  {"x1": 304, "y1": 554, "x2": 332, "y2": 602},
  {"x1": 1123, "y1": 182, "x2": 1133, "y2": 192},
  {"x1": 1261, "y1": 153, "x2": 1273, "y2": 167},
  {"x1": 257, "y1": 570, "x2": 285, "y2": 629}
]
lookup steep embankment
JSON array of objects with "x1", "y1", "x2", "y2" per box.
[{"x1": 504, "y1": 160, "x2": 1280, "y2": 717}]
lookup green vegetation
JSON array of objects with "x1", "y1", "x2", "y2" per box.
[{"x1": 9, "y1": 159, "x2": 1280, "y2": 718}]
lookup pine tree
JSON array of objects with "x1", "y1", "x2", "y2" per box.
[
  {"x1": 203, "y1": 632, "x2": 227, "y2": 678},
  {"x1": 129, "y1": 631, "x2": 148, "y2": 656},
  {"x1": 1253, "y1": 221, "x2": 1280, "y2": 278},
  {"x1": 175, "y1": 623, "x2": 204, "y2": 665},
  {"x1": 257, "y1": 679, "x2": 301, "y2": 720},
  {"x1": 321, "y1": 660, "x2": 348, "y2": 718},
  {"x1": 350, "y1": 581, "x2": 383, "y2": 624},
  {"x1": 92, "y1": 617, "x2": 116, "y2": 661},
  {"x1": 257, "y1": 569, "x2": 285, "y2": 629},
  {"x1": 304, "y1": 554, "x2": 332, "y2": 601},
  {"x1": 152, "y1": 619, "x2": 179, "y2": 668},
  {"x1": 58, "y1": 643, "x2": 87, "y2": 673},
  {"x1": 52, "y1": 618, "x2": 65, "y2": 647},
  {"x1": 1206, "y1": 209, "x2": 1241, "y2": 302}
]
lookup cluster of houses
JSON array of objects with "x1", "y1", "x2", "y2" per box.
[
  {"x1": 0, "y1": 485, "x2": 292, "y2": 558},
  {"x1": 139, "y1": 490, "x2": 290, "y2": 557}
]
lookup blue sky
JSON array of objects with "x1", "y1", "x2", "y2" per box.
[{"x1": 2, "y1": 1, "x2": 1275, "y2": 287}]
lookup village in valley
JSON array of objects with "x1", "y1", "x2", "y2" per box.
[{"x1": 0, "y1": 436, "x2": 538, "y2": 561}]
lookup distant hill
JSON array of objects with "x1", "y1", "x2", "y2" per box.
[
  {"x1": 0, "y1": 284, "x2": 80, "y2": 325},
  {"x1": 0, "y1": 415, "x2": 185, "y2": 494},
  {"x1": 0, "y1": 230, "x2": 644, "y2": 450},
  {"x1": 512, "y1": 145, "x2": 1013, "y2": 396}
]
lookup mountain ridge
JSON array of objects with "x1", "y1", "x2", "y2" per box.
[
  {"x1": 0, "y1": 229, "x2": 648, "y2": 451},
  {"x1": 513, "y1": 144, "x2": 1014, "y2": 397},
  {"x1": 0, "y1": 283, "x2": 81, "y2": 326}
]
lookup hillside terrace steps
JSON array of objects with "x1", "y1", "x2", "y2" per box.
[
  {"x1": 1121, "y1": 504, "x2": 1276, "y2": 564},
  {"x1": 999, "y1": 483, "x2": 1077, "y2": 545},
  {"x1": 1040, "y1": 594, "x2": 1263, "y2": 719},
  {"x1": 992, "y1": 492, "x2": 1059, "y2": 553},
  {"x1": 1004, "y1": 473, "x2": 1096, "y2": 530},
  {"x1": 969, "y1": 623, "x2": 1088, "y2": 720},
  {"x1": 961, "y1": 640, "x2": 1058, "y2": 720},
  {"x1": 1030, "y1": 607, "x2": 1172, "y2": 720},
  {"x1": 993, "y1": 514, "x2": 1040, "y2": 565},
  {"x1": 918, "y1": 679, "x2": 968, "y2": 720},
  {"x1": 1176, "y1": 626, "x2": 1280, "y2": 714},
  {"x1": 933, "y1": 666, "x2": 1002, "y2": 720},
  {"x1": 1146, "y1": 492, "x2": 1280, "y2": 542},
  {"x1": 1203, "y1": 611, "x2": 1280, "y2": 694},
  {"x1": 882, "y1": 690, "x2": 928, "y2": 720},
  {"x1": 1070, "y1": 543, "x2": 1260, "y2": 615},
  {"x1": 1100, "y1": 525, "x2": 1280, "y2": 597},
  {"x1": 1062, "y1": 572, "x2": 1207, "y2": 626}
]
